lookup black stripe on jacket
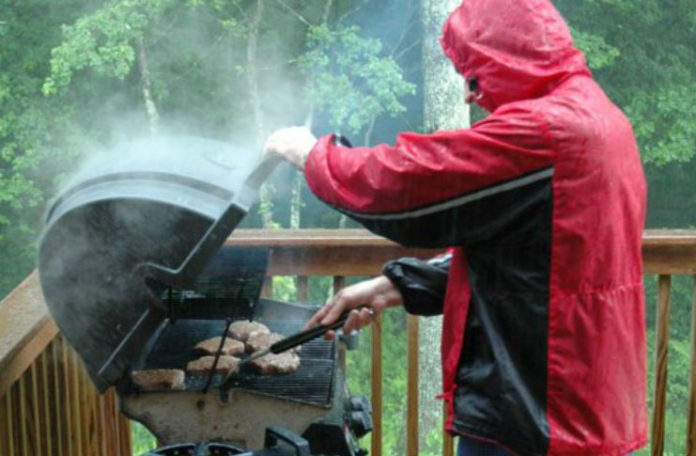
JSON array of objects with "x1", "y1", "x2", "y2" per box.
[{"x1": 333, "y1": 167, "x2": 553, "y2": 248}]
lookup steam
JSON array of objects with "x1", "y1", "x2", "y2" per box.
[
  {"x1": 34, "y1": 0, "x2": 423, "y2": 236},
  {"x1": 36, "y1": 0, "x2": 425, "y2": 332},
  {"x1": 29, "y1": 0, "x2": 426, "y2": 414},
  {"x1": 38, "y1": 132, "x2": 280, "y2": 387}
]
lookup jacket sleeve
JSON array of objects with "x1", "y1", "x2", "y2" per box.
[
  {"x1": 304, "y1": 105, "x2": 555, "y2": 248},
  {"x1": 383, "y1": 254, "x2": 451, "y2": 316}
]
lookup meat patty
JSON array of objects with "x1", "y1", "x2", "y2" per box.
[
  {"x1": 186, "y1": 355, "x2": 240, "y2": 377},
  {"x1": 245, "y1": 331, "x2": 302, "y2": 354},
  {"x1": 131, "y1": 369, "x2": 185, "y2": 391},
  {"x1": 249, "y1": 352, "x2": 300, "y2": 375},
  {"x1": 194, "y1": 336, "x2": 245, "y2": 356},
  {"x1": 227, "y1": 321, "x2": 270, "y2": 342},
  {"x1": 245, "y1": 331, "x2": 283, "y2": 354}
]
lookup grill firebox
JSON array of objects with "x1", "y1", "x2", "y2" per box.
[
  {"x1": 120, "y1": 300, "x2": 338, "y2": 408},
  {"x1": 118, "y1": 255, "x2": 367, "y2": 453}
]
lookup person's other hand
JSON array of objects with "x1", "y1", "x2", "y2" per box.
[
  {"x1": 303, "y1": 276, "x2": 403, "y2": 339},
  {"x1": 262, "y1": 126, "x2": 317, "y2": 170}
]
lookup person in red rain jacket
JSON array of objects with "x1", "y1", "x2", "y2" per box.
[{"x1": 263, "y1": 0, "x2": 647, "y2": 454}]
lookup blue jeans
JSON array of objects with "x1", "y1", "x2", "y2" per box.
[
  {"x1": 457, "y1": 437, "x2": 634, "y2": 456},
  {"x1": 458, "y1": 437, "x2": 511, "y2": 456}
]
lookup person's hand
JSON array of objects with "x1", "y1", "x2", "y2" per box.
[
  {"x1": 303, "y1": 276, "x2": 403, "y2": 339},
  {"x1": 262, "y1": 126, "x2": 317, "y2": 170}
]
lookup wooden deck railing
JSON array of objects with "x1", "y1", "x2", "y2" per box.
[
  {"x1": 0, "y1": 273, "x2": 132, "y2": 456},
  {"x1": 0, "y1": 229, "x2": 695, "y2": 456}
]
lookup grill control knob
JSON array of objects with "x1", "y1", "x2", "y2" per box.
[
  {"x1": 349, "y1": 411, "x2": 373, "y2": 439},
  {"x1": 348, "y1": 395, "x2": 371, "y2": 413},
  {"x1": 344, "y1": 395, "x2": 372, "y2": 439}
]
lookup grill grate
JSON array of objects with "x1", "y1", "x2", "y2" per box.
[
  {"x1": 190, "y1": 359, "x2": 335, "y2": 406},
  {"x1": 163, "y1": 248, "x2": 269, "y2": 322},
  {"x1": 128, "y1": 316, "x2": 337, "y2": 407}
]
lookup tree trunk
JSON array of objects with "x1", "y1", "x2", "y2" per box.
[
  {"x1": 247, "y1": 0, "x2": 275, "y2": 228},
  {"x1": 417, "y1": 0, "x2": 469, "y2": 453},
  {"x1": 421, "y1": 1, "x2": 469, "y2": 132},
  {"x1": 289, "y1": 0, "x2": 335, "y2": 232},
  {"x1": 137, "y1": 39, "x2": 159, "y2": 135}
]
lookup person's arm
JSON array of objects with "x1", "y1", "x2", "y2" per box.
[
  {"x1": 304, "y1": 105, "x2": 554, "y2": 248},
  {"x1": 383, "y1": 254, "x2": 451, "y2": 316},
  {"x1": 302, "y1": 275, "x2": 403, "y2": 338},
  {"x1": 302, "y1": 253, "x2": 450, "y2": 337}
]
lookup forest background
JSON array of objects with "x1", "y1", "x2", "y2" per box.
[{"x1": 0, "y1": 0, "x2": 694, "y2": 454}]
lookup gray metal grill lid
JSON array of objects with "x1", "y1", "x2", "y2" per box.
[{"x1": 37, "y1": 136, "x2": 282, "y2": 392}]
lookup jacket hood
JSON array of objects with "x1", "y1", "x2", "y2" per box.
[{"x1": 441, "y1": 0, "x2": 591, "y2": 111}]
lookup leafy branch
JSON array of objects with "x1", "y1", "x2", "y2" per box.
[{"x1": 299, "y1": 24, "x2": 416, "y2": 134}]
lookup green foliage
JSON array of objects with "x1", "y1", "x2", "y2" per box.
[
  {"x1": 299, "y1": 24, "x2": 416, "y2": 134},
  {"x1": 271, "y1": 276, "x2": 298, "y2": 302},
  {"x1": 43, "y1": 0, "x2": 172, "y2": 94},
  {"x1": 346, "y1": 304, "x2": 410, "y2": 456},
  {"x1": 271, "y1": 276, "x2": 333, "y2": 305},
  {"x1": 0, "y1": 1, "x2": 694, "y2": 454},
  {"x1": 0, "y1": 0, "x2": 86, "y2": 297},
  {"x1": 131, "y1": 420, "x2": 157, "y2": 454},
  {"x1": 624, "y1": 84, "x2": 696, "y2": 166},
  {"x1": 203, "y1": 0, "x2": 245, "y2": 33},
  {"x1": 569, "y1": 27, "x2": 620, "y2": 70},
  {"x1": 556, "y1": 0, "x2": 696, "y2": 166}
]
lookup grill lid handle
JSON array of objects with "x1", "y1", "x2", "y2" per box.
[{"x1": 135, "y1": 155, "x2": 283, "y2": 289}]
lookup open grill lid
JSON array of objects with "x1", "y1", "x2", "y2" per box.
[{"x1": 38, "y1": 136, "x2": 282, "y2": 392}]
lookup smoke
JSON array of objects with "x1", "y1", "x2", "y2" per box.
[
  {"x1": 30, "y1": 0, "x2": 426, "y2": 233},
  {"x1": 37, "y1": 132, "x2": 282, "y2": 387},
  {"x1": 32, "y1": 0, "x2": 428, "y2": 335},
  {"x1": 20, "y1": 0, "x2": 430, "y2": 420},
  {"x1": 35, "y1": 0, "x2": 426, "y2": 313}
]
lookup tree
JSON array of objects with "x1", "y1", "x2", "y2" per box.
[
  {"x1": 554, "y1": 0, "x2": 696, "y2": 229},
  {"x1": 0, "y1": 0, "x2": 89, "y2": 297},
  {"x1": 415, "y1": 1, "x2": 469, "y2": 455},
  {"x1": 555, "y1": 0, "x2": 696, "y2": 166},
  {"x1": 1, "y1": 1, "x2": 694, "y2": 454}
]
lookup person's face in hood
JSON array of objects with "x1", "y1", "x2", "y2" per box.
[
  {"x1": 463, "y1": 77, "x2": 481, "y2": 105},
  {"x1": 441, "y1": 0, "x2": 590, "y2": 112}
]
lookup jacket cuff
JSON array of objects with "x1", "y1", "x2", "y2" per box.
[{"x1": 383, "y1": 257, "x2": 448, "y2": 316}]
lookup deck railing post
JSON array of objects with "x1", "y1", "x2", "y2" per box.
[
  {"x1": 407, "y1": 315, "x2": 419, "y2": 456},
  {"x1": 443, "y1": 403, "x2": 454, "y2": 456},
  {"x1": 651, "y1": 274, "x2": 672, "y2": 456},
  {"x1": 686, "y1": 274, "x2": 696, "y2": 456},
  {"x1": 262, "y1": 276, "x2": 273, "y2": 298},
  {"x1": 332, "y1": 276, "x2": 345, "y2": 295},
  {"x1": 371, "y1": 313, "x2": 383, "y2": 456},
  {"x1": 297, "y1": 276, "x2": 309, "y2": 302}
]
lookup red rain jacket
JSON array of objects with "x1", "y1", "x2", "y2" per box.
[{"x1": 304, "y1": 0, "x2": 647, "y2": 454}]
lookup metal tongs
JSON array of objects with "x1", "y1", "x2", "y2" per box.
[{"x1": 238, "y1": 309, "x2": 356, "y2": 367}]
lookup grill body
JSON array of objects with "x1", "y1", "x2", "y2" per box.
[
  {"x1": 38, "y1": 136, "x2": 276, "y2": 391},
  {"x1": 119, "y1": 264, "x2": 368, "y2": 455},
  {"x1": 37, "y1": 136, "x2": 371, "y2": 455}
]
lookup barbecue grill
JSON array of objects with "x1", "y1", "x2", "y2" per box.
[{"x1": 37, "y1": 136, "x2": 372, "y2": 456}]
